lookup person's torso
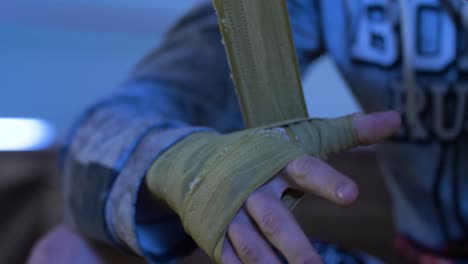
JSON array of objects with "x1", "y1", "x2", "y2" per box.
[{"x1": 318, "y1": 0, "x2": 468, "y2": 248}]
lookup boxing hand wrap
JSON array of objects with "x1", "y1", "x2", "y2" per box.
[{"x1": 146, "y1": 115, "x2": 358, "y2": 263}]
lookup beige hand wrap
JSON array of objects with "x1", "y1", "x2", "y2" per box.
[
  {"x1": 146, "y1": 116, "x2": 358, "y2": 263},
  {"x1": 147, "y1": 0, "x2": 359, "y2": 262}
]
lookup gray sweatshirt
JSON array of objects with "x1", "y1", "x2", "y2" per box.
[{"x1": 62, "y1": 0, "x2": 468, "y2": 262}]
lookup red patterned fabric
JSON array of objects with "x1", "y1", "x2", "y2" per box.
[{"x1": 395, "y1": 235, "x2": 468, "y2": 264}]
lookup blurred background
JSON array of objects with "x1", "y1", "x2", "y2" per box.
[
  {"x1": 0, "y1": 1, "x2": 397, "y2": 264},
  {"x1": 0, "y1": 0, "x2": 359, "y2": 139}
]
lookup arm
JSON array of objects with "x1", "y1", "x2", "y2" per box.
[
  {"x1": 62, "y1": 4, "x2": 237, "y2": 263},
  {"x1": 62, "y1": 1, "x2": 327, "y2": 263}
]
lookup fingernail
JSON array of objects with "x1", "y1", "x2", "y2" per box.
[{"x1": 337, "y1": 183, "x2": 358, "y2": 202}]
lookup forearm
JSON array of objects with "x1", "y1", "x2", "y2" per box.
[
  {"x1": 61, "y1": 5, "x2": 240, "y2": 262},
  {"x1": 62, "y1": 80, "x2": 213, "y2": 261}
]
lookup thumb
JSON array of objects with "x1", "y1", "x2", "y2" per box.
[
  {"x1": 351, "y1": 111, "x2": 401, "y2": 146},
  {"x1": 287, "y1": 111, "x2": 401, "y2": 158}
]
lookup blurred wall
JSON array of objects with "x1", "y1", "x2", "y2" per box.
[
  {"x1": 0, "y1": 0, "x2": 361, "y2": 140},
  {"x1": 0, "y1": 24, "x2": 157, "y2": 136}
]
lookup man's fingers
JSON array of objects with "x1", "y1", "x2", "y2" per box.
[
  {"x1": 284, "y1": 156, "x2": 359, "y2": 205},
  {"x1": 298, "y1": 111, "x2": 401, "y2": 156},
  {"x1": 352, "y1": 111, "x2": 401, "y2": 146},
  {"x1": 245, "y1": 192, "x2": 323, "y2": 264},
  {"x1": 221, "y1": 239, "x2": 242, "y2": 264},
  {"x1": 227, "y1": 210, "x2": 281, "y2": 264}
]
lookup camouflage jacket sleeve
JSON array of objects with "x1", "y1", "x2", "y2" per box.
[{"x1": 61, "y1": 1, "x2": 324, "y2": 263}]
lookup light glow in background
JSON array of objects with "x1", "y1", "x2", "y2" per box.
[{"x1": 0, "y1": 118, "x2": 55, "y2": 151}]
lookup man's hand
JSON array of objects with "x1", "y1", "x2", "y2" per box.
[{"x1": 221, "y1": 111, "x2": 401, "y2": 264}]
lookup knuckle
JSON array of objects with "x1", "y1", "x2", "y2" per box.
[
  {"x1": 290, "y1": 157, "x2": 320, "y2": 183},
  {"x1": 290, "y1": 158, "x2": 309, "y2": 176},
  {"x1": 259, "y1": 209, "x2": 282, "y2": 237},
  {"x1": 237, "y1": 240, "x2": 261, "y2": 262}
]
